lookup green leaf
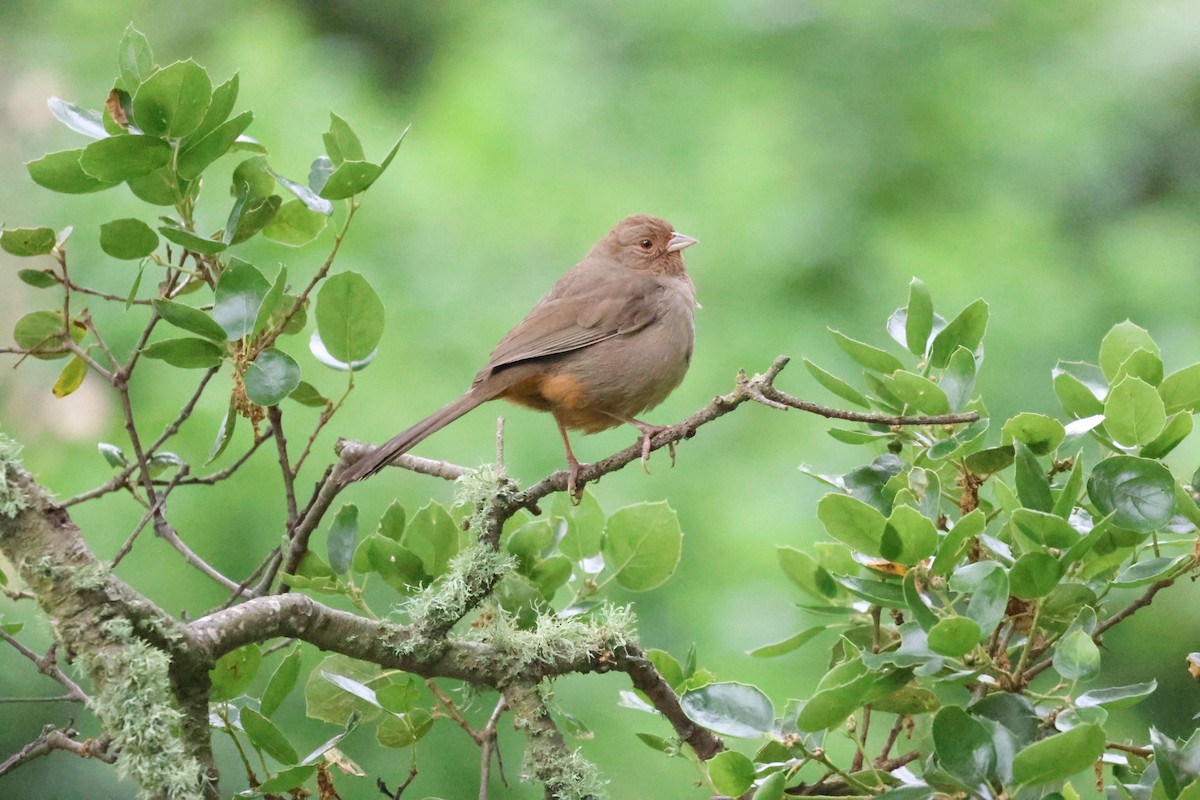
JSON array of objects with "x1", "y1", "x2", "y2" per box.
[
  {"x1": 1076, "y1": 680, "x2": 1157, "y2": 709},
  {"x1": 51, "y1": 355, "x2": 87, "y2": 399},
  {"x1": 132, "y1": 59, "x2": 213, "y2": 138},
  {"x1": 872, "y1": 685, "x2": 941, "y2": 716},
  {"x1": 304, "y1": 657, "x2": 385, "y2": 725},
  {"x1": 927, "y1": 418, "x2": 989, "y2": 461},
  {"x1": 843, "y1": 453, "x2": 903, "y2": 514},
  {"x1": 190, "y1": 73, "x2": 239, "y2": 142},
  {"x1": 708, "y1": 751, "x2": 756, "y2": 796},
  {"x1": 1113, "y1": 347, "x2": 1164, "y2": 386},
  {"x1": 834, "y1": 574, "x2": 906, "y2": 608},
  {"x1": 1009, "y1": 552, "x2": 1062, "y2": 599},
  {"x1": 928, "y1": 616, "x2": 981, "y2": 657},
  {"x1": 804, "y1": 357, "x2": 869, "y2": 408},
  {"x1": 1011, "y1": 509, "x2": 1079, "y2": 548},
  {"x1": 158, "y1": 225, "x2": 228, "y2": 255},
  {"x1": 206, "y1": 401, "x2": 237, "y2": 465},
  {"x1": 1106, "y1": 377, "x2": 1166, "y2": 447},
  {"x1": 1141, "y1": 412, "x2": 1193, "y2": 460},
  {"x1": 830, "y1": 329, "x2": 904, "y2": 374},
  {"x1": 1160, "y1": 364, "x2": 1200, "y2": 414},
  {"x1": 680, "y1": 682, "x2": 775, "y2": 738},
  {"x1": 142, "y1": 337, "x2": 224, "y2": 369},
  {"x1": 12, "y1": 310, "x2": 85, "y2": 360},
  {"x1": 601, "y1": 501, "x2": 683, "y2": 591},
  {"x1": 244, "y1": 348, "x2": 301, "y2": 406},
  {"x1": 241, "y1": 708, "x2": 299, "y2": 765},
  {"x1": 117, "y1": 25, "x2": 153, "y2": 92},
  {"x1": 376, "y1": 709, "x2": 434, "y2": 749},
  {"x1": 777, "y1": 546, "x2": 837, "y2": 599},
  {"x1": 377, "y1": 501, "x2": 407, "y2": 542},
  {"x1": 1112, "y1": 555, "x2": 1189, "y2": 588},
  {"x1": 529, "y1": 554, "x2": 571, "y2": 599},
  {"x1": 1053, "y1": 361, "x2": 1107, "y2": 418},
  {"x1": 326, "y1": 504, "x2": 358, "y2": 575},
  {"x1": 817, "y1": 493, "x2": 886, "y2": 557},
  {"x1": 269, "y1": 167, "x2": 334, "y2": 216},
  {"x1": 319, "y1": 161, "x2": 384, "y2": 200},
  {"x1": 1052, "y1": 457, "x2": 1086, "y2": 518},
  {"x1": 964, "y1": 445, "x2": 1014, "y2": 476},
  {"x1": 228, "y1": 193, "x2": 282, "y2": 246},
  {"x1": 1100, "y1": 321, "x2": 1160, "y2": 382},
  {"x1": 748, "y1": 626, "x2": 826, "y2": 658},
  {"x1": 646, "y1": 649, "x2": 684, "y2": 690},
  {"x1": 178, "y1": 110, "x2": 253, "y2": 180},
  {"x1": 1002, "y1": 413, "x2": 1065, "y2": 456},
  {"x1": 1012, "y1": 724, "x2": 1104, "y2": 786},
  {"x1": 932, "y1": 705, "x2": 995, "y2": 786},
  {"x1": 262, "y1": 198, "x2": 328, "y2": 247},
  {"x1": 260, "y1": 646, "x2": 303, "y2": 718},
  {"x1": 880, "y1": 504, "x2": 938, "y2": 565},
  {"x1": 1087, "y1": 456, "x2": 1176, "y2": 533},
  {"x1": 1, "y1": 227, "x2": 56, "y2": 256},
  {"x1": 314, "y1": 272, "x2": 385, "y2": 363},
  {"x1": 366, "y1": 535, "x2": 429, "y2": 592},
  {"x1": 98, "y1": 442, "x2": 126, "y2": 468},
  {"x1": 214, "y1": 260, "x2": 271, "y2": 339},
  {"x1": 78, "y1": 135, "x2": 172, "y2": 182},
  {"x1": 891, "y1": 371, "x2": 951, "y2": 414},
  {"x1": 254, "y1": 765, "x2": 317, "y2": 794},
  {"x1": 929, "y1": 299, "x2": 988, "y2": 369},
  {"x1": 324, "y1": 113, "x2": 365, "y2": 165},
  {"x1": 905, "y1": 278, "x2": 933, "y2": 356},
  {"x1": 954, "y1": 562, "x2": 1009, "y2": 634},
  {"x1": 1053, "y1": 629, "x2": 1100, "y2": 680},
  {"x1": 27, "y1": 148, "x2": 120, "y2": 194},
  {"x1": 209, "y1": 643, "x2": 261, "y2": 702},
  {"x1": 288, "y1": 380, "x2": 328, "y2": 408},
  {"x1": 127, "y1": 166, "x2": 178, "y2": 206},
  {"x1": 18, "y1": 269, "x2": 58, "y2": 288},
  {"x1": 553, "y1": 491, "x2": 605, "y2": 561},
  {"x1": 402, "y1": 502, "x2": 459, "y2": 578},
  {"x1": 941, "y1": 346, "x2": 977, "y2": 412},
  {"x1": 254, "y1": 267, "x2": 288, "y2": 337},
  {"x1": 1012, "y1": 441, "x2": 1052, "y2": 511},
  {"x1": 100, "y1": 218, "x2": 159, "y2": 260},
  {"x1": 506, "y1": 519, "x2": 553, "y2": 565},
  {"x1": 47, "y1": 97, "x2": 107, "y2": 139},
  {"x1": 931, "y1": 508, "x2": 985, "y2": 576},
  {"x1": 753, "y1": 771, "x2": 786, "y2": 800},
  {"x1": 152, "y1": 299, "x2": 226, "y2": 342},
  {"x1": 903, "y1": 571, "x2": 939, "y2": 632}
]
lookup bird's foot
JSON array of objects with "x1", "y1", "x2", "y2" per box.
[
  {"x1": 635, "y1": 424, "x2": 673, "y2": 474},
  {"x1": 567, "y1": 454, "x2": 585, "y2": 504}
]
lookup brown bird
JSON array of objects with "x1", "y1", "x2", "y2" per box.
[{"x1": 339, "y1": 214, "x2": 699, "y2": 494}]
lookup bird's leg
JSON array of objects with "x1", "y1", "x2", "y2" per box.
[
  {"x1": 604, "y1": 414, "x2": 674, "y2": 474},
  {"x1": 555, "y1": 417, "x2": 585, "y2": 503}
]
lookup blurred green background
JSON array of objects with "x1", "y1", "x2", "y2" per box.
[{"x1": 3, "y1": 0, "x2": 1200, "y2": 797}]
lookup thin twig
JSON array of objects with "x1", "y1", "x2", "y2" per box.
[
  {"x1": 268, "y1": 406, "x2": 299, "y2": 527},
  {"x1": 0, "y1": 633, "x2": 88, "y2": 703},
  {"x1": 111, "y1": 465, "x2": 190, "y2": 567},
  {"x1": 0, "y1": 725, "x2": 115, "y2": 777}
]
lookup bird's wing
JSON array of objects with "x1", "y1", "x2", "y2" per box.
[{"x1": 481, "y1": 269, "x2": 664, "y2": 372}]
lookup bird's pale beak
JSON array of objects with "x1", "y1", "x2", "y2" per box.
[{"x1": 667, "y1": 232, "x2": 698, "y2": 252}]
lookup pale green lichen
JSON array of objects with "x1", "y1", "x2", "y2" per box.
[
  {"x1": 520, "y1": 743, "x2": 607, "y2": 800},
  {"x1": 401, "y1": 545, "x2": 515, "y2": 639},
  {"x1": 80, "y1": 618, "x2": 205, "y2": 799},
  {"x1": 0, "y1": 435, "x2": 30, "y2": 518},
  {"x1": 476, "y1": 604, "x2": 637, "y2": 673}
]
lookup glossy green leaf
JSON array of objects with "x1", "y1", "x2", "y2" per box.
[
  {"x1": 529, "y1": 554, "x2": 571, "y2": 599},
  {"x1": 941, "y1": 346, "x2": 977, "y2": 412},
  {"x1": 680, "y1": 682, "x2": 775, "y2": 738},
  {"x1": 152, "y1": 299, "x2": 226, "y2": 342},
  {"x1": 402, "y1": 502, "x2": 460, "y2": 579},
  {"x1": 241, "y1": 707, "x2": 299, "y2": 765},
  {"x1": 178, "y1": 110, "x2": 253, "y2": 180},
  {"x1": 377, "y1": 501, "x2": 407, "y2": 542},
  {"x1": 931, "y1": 508, "x2": 985, "y2": 576},
  {"x1": 929, "y1": 298, "x2": 988, "y2": 369},
  {"x1": 206, "y1": 401, "x2": 237, "y2": 465},
  {"x1": 834, "y1": 574, "x2": 906, "y2": 608},
  {"x1": 553, "y1": 490, "x2": 605, "y2": 561},
  {"x1": 254, "y1": 765, "x2": 316, "y2": 794},
  {"x1": 305, "y1": 657, "x2": 385, "y2": 725},
  {"x1": 843, "y1": 453, "x2": 903, "y2": 514},
  {"x1": 1002, "y1": 413, "x2": 1065, "y2": 456},
  {"x1": 99, "y1": 218, "x2": 158, "y2": 260},
  {"x1": 817, "y1": 493, "x2": 886, "y2": 557},
  {"x1": 132, "y1": 59, "x2": 212, "y2": 138},
  {"x1": 927, "y1": 417, "x2": 989, "y2": 461},
  {"x1": 158, "y1": 225, "x2": 228, "y2": 255},
  {"x1": 830, "y1": 328, "x2": 904, "y2": 374},
  {"x1": 13, "y1": 310, "x2": 85, "y2": 360},
  {"x1": 117, "y1": 25, "x2": 154, "y2": 91},
  {"x1": 141, "y1": 337, "x2": 224, "y2": 368},
  {"x1": 78, "y1": 135, "x2": 172, "y2": 182},
  {"x1": 1052, "y1": 456, "x2": 1085, "y2": 517},
  {"x1": 964, "y1": 445, "x2": 1014, "y2": 476},
  {"x1": 127, "y1": 166, "x2": 178, "y2": 206},
  {"x1": 209, "y1": 643, "x2": 261, "y2": 702},
  {"x1": 190, "y1": 73, "x2": 239, "y2": 142},
  {"x1": 260, "y1": 646, "x2": 303, "y2": 718},
  {"x1": 932, "y1": 705, "x2": 995, "y2": 786},
  {"x1": 262, "y1": 198, "x2": 328, "y2": 246},
  {"x1": 1053, "y1": 361, "x2": 1107, "y2": 418},
  {"x1": 753, "y1": 771, "x2": 786, "y2": 800},
  {"x1": 1105, "y1": 377, "x2": 1166, "y2": 447},
  {"x1": 288, "y1": 380, "x2": 328, "y2": 408},
  {"x1": 804, "y1": 357, "x2": 869, "y2": 408},
  {"x1": 905, "y1": 278, "x2": 933, "y2": 356},
  {"x1": 18, "y1": 269, "x2": 58, "y2": 288},
  {"x1": 708, "y1": 751, "x2": 755, "y2": 796},
  {"x1": 1141, "y1": 412, "x2": 1193, "y2": 459},
  {"x1": 1053, "y1": 629, "x2": 1100, "y2": 680},
  {"x1": 376, "y1": 709, "x2": 434, "y2": 749},
  {"x1": 903, "y1": 571, "x2": 939, "y2": 632},
  {"x1": 1076, "y1": 680, "x2": 1157, "y2": 709},
  {"x1": 253, "y1": 267, "x2": 288, "y2": 337},
  {"x1": 27, "y1": 148, "x2": 120, "y2": 194},
  {"x1": 326, "y1": 504, "x2": 358, "y2": 575},
  {"x1": 214, "y1": 260, "x2": 271, "y2": 339},
  {"x1": 1087, "y1": 455, "x2": 1176, "y2": 533},
  {"x1": 1114, "y1": 347, "x2": 1164, "y2": 386},
  {"x1": 1099, "y1": 321, "x2": 1159, "y2": 382},
  {"x1": 748, "y1": 626, "x2": 826, "y2": 658},
  {"x1": 777, "y1": 546, "x2": 837, "y2": 599},
  {"x1": 1112, "y1": 555, "x2": 1189, "y2": 588},
  {"x1": 1013, "y1": 441, "x2": 1052, "y2": 511},
  {"x1": 954, "y1": 562, "x2": 1009, "y2": 634},
  {"x1": 365, "y1": 535, "x2": 429, "y2": 592},
  {"x1": 324, "y1": 113, "x2": 365, "y2": 165},
  {"x1": 891, "y1": 370, "x2": 951, "y2": 414},
  {"x1": 319, "y1": 160, "x2": 384, "y2": 200},
  {"x1": 602, "y1": 501, "x2": 683, "y2": 591},
  {"x1": 928, "y1": 616, "x2": 981, "y2": 657},
  {"x1": 1011, "y1": 724, "x2": 1104, "y2": 786},
  {"x1": 269, "y1": 166, "x2": 334, "y2": 216},
  {"x1": 880, "y1": 504, "x2": 938, "y2": 565},
  {"x1": 1009, "y1": 552, "x2": 1062, "y2": 599},
  {"x1": 1011, "y1": 509, "x2": 1078, "y2": 548},
  {"x1": 797, "y1": 656, "x2": 878, "y2": 731},
  {"x1": 314, "y1": 271, "x2": 385, "y2": 363},
  {"x1": 1, "y1": 227, "x2": 56, "y2": 256},
  {"x1": 1160, "y1": 364, "x2": 1200, "y2": 414}
]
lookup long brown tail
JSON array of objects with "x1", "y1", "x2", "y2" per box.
[{"x1": 339, "y1": 390, "x2": 490, "y2": 483}]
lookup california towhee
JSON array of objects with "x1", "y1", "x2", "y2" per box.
[{"x1": 339, "y1": 214, "x2": 698, "y2": 493}]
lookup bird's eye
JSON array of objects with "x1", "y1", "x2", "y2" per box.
[{"x1": 639, "y1": 238, "x2": 653, "y2": 250}]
